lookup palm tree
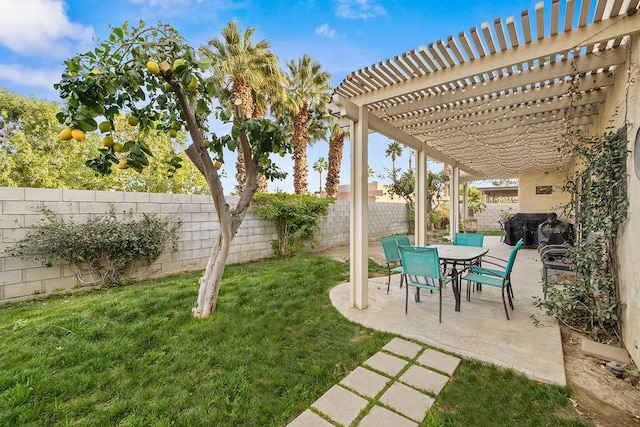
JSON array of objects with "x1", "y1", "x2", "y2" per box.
[
  {"x1": 385, "y1": 141, "x2": 403, "y2": 182},
  {"x1": 312, "y1": 157, "x2": 328, "y2": 193},
  {"x1": 200, "y1": 20, "x2": 284, "y2": 194},
  {"x1": 282, "y1": 54, "x2": 332, "y2": 194},
  {"x1": 325, "y1": 123, "x2": 348, "y2": 198}
]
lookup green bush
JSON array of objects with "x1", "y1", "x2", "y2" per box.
[
  {"x1": 431, "y1": 209, "x2": 450, "y2": 229},
  {"x1": 6, "y1": 206, "x2": 180, "y2": 285},
  {"x1": 252, "y1": 193, "x2": 333, "y2": 257}
]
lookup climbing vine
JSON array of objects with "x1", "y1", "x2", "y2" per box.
[{"x1": 535, "y1": 127, "x2": 628, "y2": 341}]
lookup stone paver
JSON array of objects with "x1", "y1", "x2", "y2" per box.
[
  {"x1": 400, "y1": 365, "x2": 450, "y2": 395},
  {"x1": 340, "y1": 366, "x2": 390, "y2": 398},
  {"x1": 380, "y1": 382, "x2": 435, "y2": 422},
  {"x1": 311, "y1": 385, "x2": 368, "y2": 426},
  {"x1": 383, "y1": 337, "x2": 423, "y2": 359},
  {"x1": 358, "y1": 405, "x2": 417, "y2": 427},
  {"x1": 287, "y1": 409, "x2": 334, "y2": 427},
  {"x1": 289, "y1": 339, "x2": 461, "y2": 426},
  {"x1": 364, "y1": 351, "x2": 409, "y2": 376},
  {"x1": 582, "y1": 338, "x2": 631, "y2": 364},
  {"x1": 417, "y1": 349, "x2": 461, "y2": 376}
]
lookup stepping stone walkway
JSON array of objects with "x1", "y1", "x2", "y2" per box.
[{"x1": 287, "y1": 337, "x2": 461, "y2": 426}]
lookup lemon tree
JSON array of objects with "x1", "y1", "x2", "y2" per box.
[{"x1": 55, "y1": 20, "x2": 291, "y2": 318}]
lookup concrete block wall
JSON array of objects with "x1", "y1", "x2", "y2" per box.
[
  {"x1": 471, "y1": 203, "x2": 518, "y2": 231},
  {"x1": 0, "y1": 188, "x2": 409, "y2": 303}
]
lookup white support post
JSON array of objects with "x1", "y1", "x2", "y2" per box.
[
  {"x1": 416, "y1": 150, "x2": 428, "y2": 246},
  {"x1": 462, "y1": 182, "x2": 469, "y2": 223},
  {"x1": 349, "y1": 106, "x2": 369, "y2": 309},
  {"x1": 450, "y1": 163, "x2": 460, "y2": 240}
]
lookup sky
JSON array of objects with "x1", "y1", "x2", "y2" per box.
[{"x1": 0, "y1": 0, "x2": 542, "y2": 193}]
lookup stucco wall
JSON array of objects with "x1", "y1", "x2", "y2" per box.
[
  {"x1": 0, "y1": 187, "x2": 409, "y2": 303},
  {"x1": 518, "y1": 170, "x2": 572, "y2": 218},
  {"x1": 595, "y1": 34, "x2": 640, "y2": 365}
]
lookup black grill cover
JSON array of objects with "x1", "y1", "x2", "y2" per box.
[{"x1": 503, "y1": 213, "x2": 549, "y2": 248}]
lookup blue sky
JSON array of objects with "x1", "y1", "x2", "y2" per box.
[{"x1": 0, "y1": 0, "x2": 541, "y2": 193}]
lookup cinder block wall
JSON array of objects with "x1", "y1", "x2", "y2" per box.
[
  {"x1": 0, "y1": 187, "x2": 409, "y2": 303},
  {"x1": 472, "y1": 203, "x2": 518, "y2": 231}
]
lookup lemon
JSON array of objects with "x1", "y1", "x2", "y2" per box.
[
  {"x1": 112, "y1": 143, "x2": 124, "y2": 152},
  {"x1": 279, "y1": 151, "x2": 285, "y2": 158},
  {"x1": 102, "y1": 136, "x2": 114, "y2": 147},
  {"x1": 169, "y1": 129, "x2": 178, "y2": 138},
  {"x1": 71, "y1": 129, "x2": 86, "y2": 142},
  {"x1": 172, "y1": 121, "x2": 181, "y2": 130},
  {"x1": 172, "y1": 58, "x2": 185, "y2": 71},
  {"x1": 117, "y1": 159, "x2": 128, "y2": 169},
  {"x1": 127, "y1": 116, "x2": 139, "y2": 126},
  {"x1": 214, "y1": 161, "x2": 221, "y2": 170},
  {"x1": 99, "y1": 121, "x2": 112, "y2": 132},
  {"x1": 188, "y1": 76, "x2": 197, "y2": 90},
  {"x1": 59, "y1": 127, "x2": 73, "y2": 140},
  {"x1": 146, "y1": 60, "x2": 160, "y2": 74}
]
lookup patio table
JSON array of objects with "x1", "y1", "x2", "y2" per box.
[{"x1": 429, "y1": 245, "x2": 489, "y2": 312}]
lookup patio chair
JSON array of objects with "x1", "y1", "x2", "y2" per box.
[
  {"x1": 398, "y1": 246, "x2": 451, "y2": 323},
  {"x1": 461, "y1": 238, "x2": 524, "y2": 320},
  {"x1": 377, "y1": 236, "x2": 405, "y2": 293},
  {"x1": 453, "y1": 232, "x2": 485, "y2": 290},
  {"x1": 453, "y1": 232, "x2": 484, "y2": 247},
  {"x1": 393, "y1": 234, "x2": 411, "y2": 248}
]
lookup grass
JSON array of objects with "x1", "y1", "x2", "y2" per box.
[{"x1": 0, "y1": 254, "x2": 589, "y2": 426}]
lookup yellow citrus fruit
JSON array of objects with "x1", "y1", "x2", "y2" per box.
[
  {"x1": 127, "y1": 116, "x2": 139, "y2": 126},
  {"x1": 168, "y1": 129, "x2": 178, "y2": 138},
  {"x1": 172, "y1": 58, "x2": 185, "y2": 71},
  {"x1": 146, "y1": 61, "x2": 160, "y2": 74},
  {"x1": 112, "y1": 143, "x2": 124, "y2": 152},
  {"x1": 279, "y1": 151, "x2": 285, "y2": 158},
  {"x1": 90, "y1": 69, "x2": 100, "y2": 75},
  {"x1": 214, "y1": 161, "x2": 221, "y2": 170},
  {"x1": 101, "y1": 136, "x2": 114, "y2": 147},
  {"x1": 117, "y1": 159, "x2": 128, "y2": 169},
  {"x1": 172, "y1": 121, "x2": 181, "y2": 130},
  {"x1": 59, "y1": 127, "x2": 73, "y2": 140},
  {"x1": 71, "y1": 129, "x2": 86, "y2": 142},
  {"x1": 188, "y1": 76, "x2": 197, "y2": 90},
  {"x1": 98, "y1": 121, "x2": 112, "y2": 132}
]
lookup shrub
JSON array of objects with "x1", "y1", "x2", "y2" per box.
[
  {"x1": 431, "y1": 209, "x2": 450, "y2": 229},
  {"x1": 252, "y1": 193, "x2": 333, "y2": 257},
  {"x1": 6, "y1": 206, "x2": 180, "y2": 285}
]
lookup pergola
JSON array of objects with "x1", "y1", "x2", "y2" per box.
[{"x1": 329, "y1": 0, "x2": 640, "y2": 309}]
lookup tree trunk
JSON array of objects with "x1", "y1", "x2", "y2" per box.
[
  {"x1": 193, "y1": 231, "x2": 230, "y2": 318},
  {"x1": 325, "y1": 131, "x2": 345, "y2": 198},
  {"x1": 231, "y1": 76, "x2": 254, "y2": 195},
  {"x1": 293, "y1": 103, "x2": 309, "y2": 194}
]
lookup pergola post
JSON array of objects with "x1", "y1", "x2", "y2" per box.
[
  {"x1": 416, "y1": 150, "x2": 428, "y2": 246},
  {"x1": 349, "y1": 106, "x2": 369, "y2": 309},
  {"x1": 450, "y1": 163, "x2": 460, "y2": 240},
  {"x1": 462, "y1": 182, "x2": 469, "y2": 223}
]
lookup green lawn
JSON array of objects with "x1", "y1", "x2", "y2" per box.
[{"x1": 0, "y1": 254, "x2": 589, "y2": 426}]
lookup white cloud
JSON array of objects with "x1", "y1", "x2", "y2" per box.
[
  {"x1": 0, "y1": 64, "x2": 60, "y2": 92},
  {"x1": 0, "y1": 0, "x2": 94, "y2": 57},
  {"x1": 335, "y1": 0, "x2": 386, "y2": 19},
  {"x1": 315, "y1": 24, "x2": 336, "y2": 38}
]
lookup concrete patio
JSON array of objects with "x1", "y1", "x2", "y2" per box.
[{"x1": 327, "y1": 235, "x2": 566, "y2": 386}]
